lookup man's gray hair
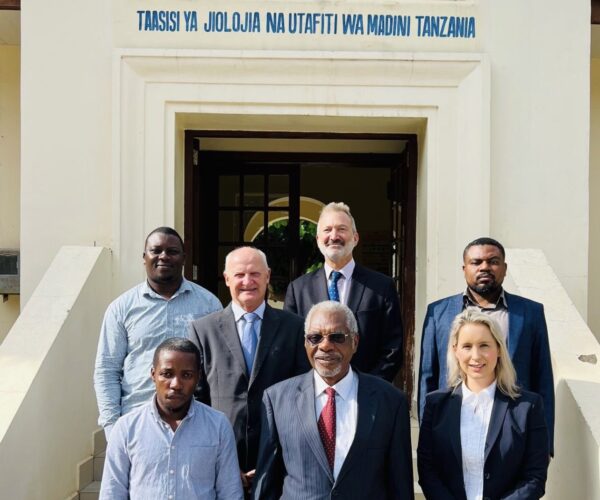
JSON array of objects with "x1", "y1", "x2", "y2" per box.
[
  {"x1": 304, "y1": 301, "x2": 358, "y2": 335},
  {"x1": 223, "y1": 246, "x2": 269, "y2": 272},
  {"x1": 318, "y1": 202, "x2": 358, "y2": 233}
]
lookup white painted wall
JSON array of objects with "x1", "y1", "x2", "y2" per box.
[
  {"x1": 0, "y1": 247, "x2": 111, "y2": 500},
  {"x1": 506, "y1": 249, "x2": 600, "y2": 499},
  {"x1": 20, "y1": 0, "x2": 113, "y2": 304},
  {"x1": 18, "y1": 1, "x2": 592, "y2": 316},
  {"x1": 481, "y1": 0, "x2": 590, "y2": 316},
  {"x1": 0, "y1": 44, "x2": 20, "y2": 342},
  {"x1": 589, "y1": 58, "x2": 600, "y2": 342}
]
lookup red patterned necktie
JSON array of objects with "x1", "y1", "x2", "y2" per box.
[{"x1": 318, "y1": 387, "x2": 336, "y2": 470}]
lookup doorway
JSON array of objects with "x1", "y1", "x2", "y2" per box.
[{"x1": 184, "y1": 131, "x2": 417, "y2": 396}]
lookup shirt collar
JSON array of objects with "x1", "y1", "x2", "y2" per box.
[
  {"x1": 313, "y1": 366, "x2": 355, "y2": 401},
  {"x1": 149, "y1": 394, "x2": 196, "y2": 426},
  {"x1": 324, "y1": 259, "x2": 356, "y2": 281},
  {"x1": 142, "y1": 278, "x2": 190, "y2": 299},
  {"x1": 461, "y1": 380, "x2": 497, "y2": 406},
  {"x1": 231, "y1": 300, "x2": 266, "y2": 322},
  {"x1": 463, "y1": 288, "x2": 507, "y2": 310}
]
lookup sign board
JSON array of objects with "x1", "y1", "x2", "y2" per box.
[{"x1": 113, "y1": 0, "x2": 480, "y2": 52}]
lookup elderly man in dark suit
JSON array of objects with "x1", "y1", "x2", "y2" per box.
[
  {"x1": 253, "y1": 301, "x2": 414, "y2": 500},
  {"x1": 284, "y1": 202, "x2": 403, "y2": 382},
  {"x1": 188, "y1": 247, "x2": 310, "y2": 496},
  {"x1": 418, "y1": 237, "x2": 555, "y2": 455}
]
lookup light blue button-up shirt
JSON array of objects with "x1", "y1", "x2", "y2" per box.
[
  {"x1": 94, "y1": 278, "x2": 222, "y2": 436},
  {"x1": 100, "y1": 398, "x2": 244, "y2": 500}
]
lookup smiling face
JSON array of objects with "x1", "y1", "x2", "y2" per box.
[
  {"x1": 224, "y1": 247, "x2": 271, "y2": 312},
  {"x1": 143, "y1": 232, "x2": 185, "y2": 287},
  {"x1": 453, "y1": 322, "x2": 499, "y2": 392},
  {"x1": 151, "y1": 349, "x2": 199, "y2": 417},
  {"x1": 305, "y1": 309, "x2": 358, "y2": 385},
  {"x1": 463, "y1": 244, "x2": 507, "y2": 297},
  {"x1": 316, "y1": 209, "x2": 359, "y2": 268}
]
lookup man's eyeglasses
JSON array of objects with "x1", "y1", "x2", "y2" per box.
[{"x1": 304, "y1": 332, "x2": 353, "y2": 346}]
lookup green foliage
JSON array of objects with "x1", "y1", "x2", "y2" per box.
[{"x1": 254, "y1": 219, "x2": 323, "y2": 298}]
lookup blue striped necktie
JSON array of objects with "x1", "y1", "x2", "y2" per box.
[
  {"x1": 328, "y1": 271, "x2": 342, "y2": 301},
  {"x1": 241, "y1": 312, "x2": 258, "y2": 374}
]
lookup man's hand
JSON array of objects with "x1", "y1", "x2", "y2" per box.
[{"x1": 240, "y1": 469, "x2": 256, "y2": 490}]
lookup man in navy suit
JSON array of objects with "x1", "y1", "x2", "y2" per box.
[
  {"x1": 284, "y1": 202, "x2": 403, "y2": 382},
  {"x1": 418, "y1": 237, "x2": 555, "y2": 454},
  {"x1": 253, "y1": 301, "x2": 414, "y2": 500}
]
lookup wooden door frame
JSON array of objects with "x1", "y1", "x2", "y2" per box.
[{"x1": 184, "y1": 130, "x2": 417, "y2": 396}]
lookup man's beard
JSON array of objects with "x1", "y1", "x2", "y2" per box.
[
  {"x1": 468, "y1": 281, "x2": 501, "y2": 296},
  {"x1": 318, "y1": 240, "x2": 355, "y2": 263}
]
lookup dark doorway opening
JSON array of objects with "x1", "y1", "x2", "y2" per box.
[{"x1": 184, "y1": 131, "x2": 417, "y2": 399}]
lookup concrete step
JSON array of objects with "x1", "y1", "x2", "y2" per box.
[
  {"x1": 411, "y1": 417, "x2": 419, "y2": 447},
  {"x1": 72, "y1": 428, "x2": 106, "y2": 500},
  {"x1": 415, "y1": 482, "x2": 425, "y2": 499},
  {"x1": 93, "y1": 451, "x2": 105, "y2": 482},
  {"x1": 79, "y1": 481, "x2": 100, "y2": 500},
  {"x1": 412, "y1": 450, "x2": 418, "y2": 481}
]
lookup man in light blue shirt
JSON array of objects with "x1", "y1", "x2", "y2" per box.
[
  {"x1": 100, "y1": 338, "x2": 243, "y2": 500},
  {"x1": 94, "y1": 227, "x2": 222, "y2": 438}
]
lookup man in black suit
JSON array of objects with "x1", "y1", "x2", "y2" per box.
[
  {"x1": 188, "y1": 247, "x2": 310, "y2": 495},
  {"x1": 253, "y1": 301, "x2": 414, "y2": 499},
  {"x1": 284, "y1": 202, "x2": 403, "y2": 381}
]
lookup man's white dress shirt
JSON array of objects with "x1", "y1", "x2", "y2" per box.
[
  {"x1": 313, "y1": 367, "x2": 359, "y2": 480},
  {"x1": 324, "y1": 259, "x2": 356, "y2": 305}
]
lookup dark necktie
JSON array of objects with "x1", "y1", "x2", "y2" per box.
[
  {"x1": 328, "y1": 271, "x2": 342, "y2": 302},
  {"x1": 318, "y1": 387, "x2": 336, "y2": 470}
]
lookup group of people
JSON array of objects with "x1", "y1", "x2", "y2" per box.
[{"x1": 93, "y1": 201, "x2": 554, "y2": 499}]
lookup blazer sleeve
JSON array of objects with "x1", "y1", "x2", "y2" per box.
[
  {"x1": 418, "y1": 304, "x2": 439, "y2": 421},
  {"x1": 417, "y1": 395, "x2": 456, "y2": 500},
  {"x1": 501, "y1": 395, "x2": 549, "y2": 500},
  {"x1": 283, "y1": 281, "x2": 299, "y2": 315},
  {"x1": 530, "y1": 304, "x2": 555, "y2": 456},
  {"x1": 187, "y1": 320, "x2": 211, "y2": 406},
  {"x1": 369, "y1": 278, "x2": 404, "y2": 382},
  {"x1": 387, "y1": 393, "x2": 415, "y2": 499},
  {"x1": 252, "y1": 391, "x2": 285, "y2": 500}
]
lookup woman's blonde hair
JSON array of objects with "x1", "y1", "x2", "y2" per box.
[{"x1": 446, "y1": 309, "x2": 520, "y2": 399}]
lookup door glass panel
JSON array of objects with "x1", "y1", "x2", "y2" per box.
[
  {"x1": 267, "y1": 211, "x2": 289, "y2": 244},
  {"x1": 243, "y1": 175, "x2": 264, "y2": 207},
  {"x1": 268, "y1": 175, "x2": 289, "y2": 203},
  {"x1": 219, "y1": 176, "x2": 239, "y2": 206},
  {"x1": 218, "y1": 210, "x2": 240, "y2": 242},
  {"x1": 244, "y1": 210, "x2": 264, "y2": 242}
]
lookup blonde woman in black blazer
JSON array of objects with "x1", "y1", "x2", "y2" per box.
[{"x1": 417, "y1": 310, "x2": 549, "y2": 500}]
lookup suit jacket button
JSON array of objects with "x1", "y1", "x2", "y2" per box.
[{"x1": 484, "y1": 472, "x2": 491, "y2": 480}]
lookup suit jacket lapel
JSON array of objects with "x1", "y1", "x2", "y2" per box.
[
  {"x1": 311, "y1": 267, "x2": 330, "y2": 302},
  {"x1": 448, "y1": 293, "x2": 464, "y2": 323},
  {"x1": 505, "y1": 292, "x2": 524, "y2": 358},
  {"x1": 295, "y1": 372, "x2": 334, "y2": 482},
  {"x1": 219, "y1": 304, "x2": 248, "y2": 378},
  {"x1": 485, "y1": 390, "x2": 509, "y2": 461},
  {"x1": 335, "y1": 372, "x2": 376, "y2": 485},
  {"x1": 249, "y1": 304, "x2": 279, "y2": 385},
  {"x1": 447, "y1": 387, "x2": 463, "y2": 465},
  {"x1": 346, "y1": 264, "x2": 366, "y2": 312}
]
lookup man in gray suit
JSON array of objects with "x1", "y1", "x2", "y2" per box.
[
  {"x1": 253, "y1": 301, "x2": 414, "y2": 500},
  {"x1": 188, "y1": 247, "x2": 310, "y2": 496}
]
